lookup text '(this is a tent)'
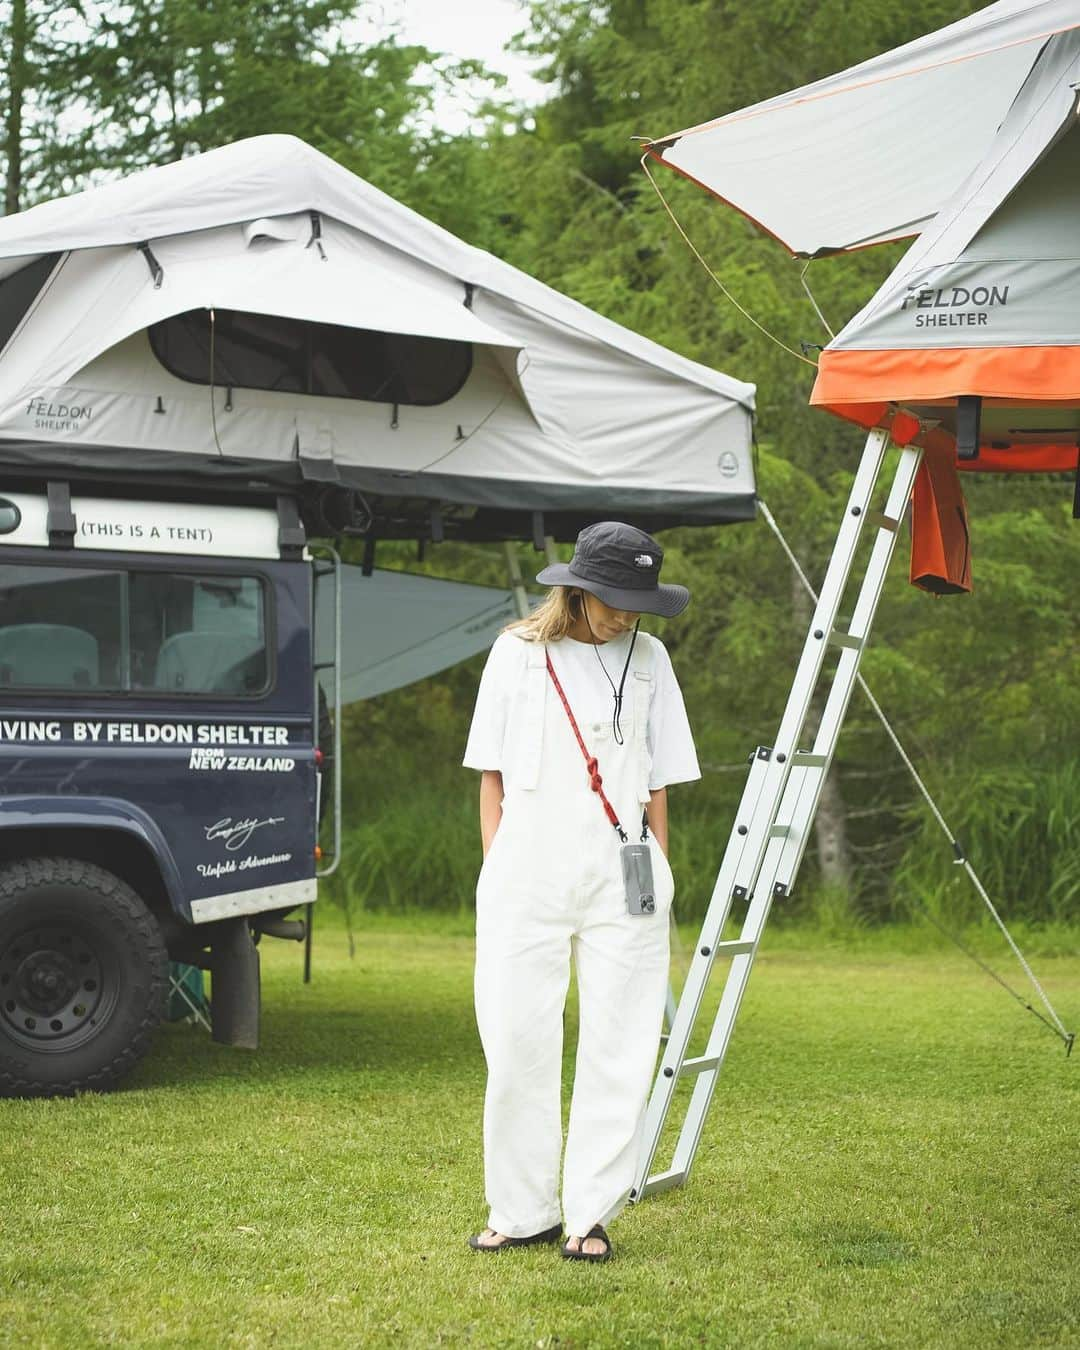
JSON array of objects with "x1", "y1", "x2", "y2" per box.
[{"x1": 0, "y1": 136, "x2": 756, "y2": 542}]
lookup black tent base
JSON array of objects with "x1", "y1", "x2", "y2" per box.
[{"x1": 0, "y1": 443, "x2": 756, "y2": 544}]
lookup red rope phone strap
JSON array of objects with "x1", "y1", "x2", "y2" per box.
[{"x1": 545, "y1": 650, "x2": 629, "y2": 842}]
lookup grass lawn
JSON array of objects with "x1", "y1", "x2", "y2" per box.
[{"x1": 1, "y1": 910, "x2": 1077, "y2": 1349}]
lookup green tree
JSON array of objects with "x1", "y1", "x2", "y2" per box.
[
  {"x1": 0, "y1": 0, "x2": 87, "y2": 212},
  {"x1": 2, "y1": 0, "x2": 505, "y2": 230}
]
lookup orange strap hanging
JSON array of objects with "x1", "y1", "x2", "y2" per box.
[{"x1": 910, "y1": 447, "x2": 973, "y2": 595}]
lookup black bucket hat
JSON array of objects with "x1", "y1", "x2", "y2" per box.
[{"x1": 535, "y1": 521, "x2": 690, "y2": 618}]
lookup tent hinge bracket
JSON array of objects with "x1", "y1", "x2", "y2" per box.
[
  {"x1": 46, "y1": 480, "x2": 76, "y2": 549},
  {"x1": 137, "y1": 242, "x2": 164, "y2": 289},
  {"x1": 306, "y1": 211, "x2": 327, "y2": 261},
  {"x1": 957, "y1": 395, "x2": 982, "y2": 460},
  {"x1": 276, "y1": 496, "x2": 306, "y2": 561}
]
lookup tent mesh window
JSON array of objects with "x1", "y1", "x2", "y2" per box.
[
  {"x1": 149, "y1": 309, "x2": 473, "y2": 406},
  {"x1": 0, "y1": 253, "x2": 61, "y2": 356}
]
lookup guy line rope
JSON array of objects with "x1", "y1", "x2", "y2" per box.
[{"x1": 758, "y1": 500, "x2": 1074, "y2": 1054}]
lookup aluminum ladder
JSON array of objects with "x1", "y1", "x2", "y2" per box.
[{"x1": 632, "y1": 427, "x2": 924, "y2": 1200}]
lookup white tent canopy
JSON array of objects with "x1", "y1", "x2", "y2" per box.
[
  {"x1": 647, "y1": 0, "x2": 1079, "y2": 257},
  {"x1": 0, "y1": 136, "x2": 756, "y2": 537}
]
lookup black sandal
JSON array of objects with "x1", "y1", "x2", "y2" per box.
[
  {"x1": 468, "y1": 1222, "x2": 563, "y2": 1252},
  {"x1": 561, "y1": 1223, "x2": 613, "y2": 1262}
]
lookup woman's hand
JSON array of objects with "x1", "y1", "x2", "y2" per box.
[{"x1": 479, "y1": 770, "x2": 504, "y2": 857}]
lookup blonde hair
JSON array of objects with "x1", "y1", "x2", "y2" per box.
[{"x1": 505, "y1": 586, "x2": 584, "y2": 642}]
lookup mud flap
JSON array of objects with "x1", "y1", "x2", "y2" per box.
[{"x1": 210, "y1": 918, "x2": 260, "y2": 1049}]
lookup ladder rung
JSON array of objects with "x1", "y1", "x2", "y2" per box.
[
  {"x1": 631, "y1": 430, "x2": 922, "y2": 1210},
  {"x1": 641, "y1": 1168, "x2": 686, "y2": 1197},
  {"x1": 680, "y1": 1054, "x2": 721, "y2": 1077}
]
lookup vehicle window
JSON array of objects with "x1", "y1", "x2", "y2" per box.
[
  {"x1": 0, "y1": 565, "x2": 123, "y2": 689},
  {"x1": 149, "y1": 308, "x2": 472, "y2": 407},
  {"x1": 131, "y1": 573, "x2": 267, "y2": 696},
  {"x1": 0, "y1": 565, "x2": 268, "y2": 697}
]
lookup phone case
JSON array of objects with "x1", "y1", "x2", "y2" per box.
[{"x1": 620, "y1": 842, "x2": 656, "y2": 915}]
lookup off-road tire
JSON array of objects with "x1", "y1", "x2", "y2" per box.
[{"x1": 0, "y1": 857, "x2": 168, "y2": 1097}]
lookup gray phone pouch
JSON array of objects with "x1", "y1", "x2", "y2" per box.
[{"x1": 621, "y1": 842, "x2": 656, "y2": 916}]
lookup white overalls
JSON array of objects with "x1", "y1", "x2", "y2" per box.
[{"x1": 468, "y1": 629, "x2": 688, "y2": 1239}]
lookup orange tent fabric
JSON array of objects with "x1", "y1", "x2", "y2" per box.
[
  {"x1": 813, "y1": 343, "x2": 1080, "y2": 410},
  {"x1": 909, "y1": 448, "x2": 973, "y2": 595},
  {"x1": 810, "y1": 351, "x2": 1080, "y2": 477},
  {"x1": 812, "y1": 346, "x2": 1080, "y2": 474}
]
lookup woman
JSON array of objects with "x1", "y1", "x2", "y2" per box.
[{"x1": 463, "y1": 521, "x2": 700, "y2": 1262}]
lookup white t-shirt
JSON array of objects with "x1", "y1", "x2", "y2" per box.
[{"x1": 463, "y1": 628, "x2": 700, "y2": 791}]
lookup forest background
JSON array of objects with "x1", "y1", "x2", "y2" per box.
[{"x1": 1, "y1": 0, "x2": 1076, "y2": 935}]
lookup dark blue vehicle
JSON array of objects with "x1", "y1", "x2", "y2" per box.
[{"x1": 0, "y1": 487, "x2": 340, "y2": 1094}]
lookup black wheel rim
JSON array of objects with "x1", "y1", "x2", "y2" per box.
[{"x1": 0, "y1": 921, "x2": 119, "y2": 1053}]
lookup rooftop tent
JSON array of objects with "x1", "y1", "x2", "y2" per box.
[
  {"x1": 811, "y1": 26, "x2": 1080, "y2": 474},
  {"x1": 645, "y1": 0, "x2": 1080, "y2": 480},
  {"x1": 645, "y1": 0, "x2": 1079, "y2": 257},
  {"x1": 0, "y1": 136, "x2": 756, "y2": 541}
]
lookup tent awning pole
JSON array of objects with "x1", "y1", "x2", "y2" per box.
[{"x1": 503, "y1": 541, "x2": 529, "y2": 619}]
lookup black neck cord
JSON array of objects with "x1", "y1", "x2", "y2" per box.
[{"x1": 582, "y1": 604, "x2": 640, "y2": 745}]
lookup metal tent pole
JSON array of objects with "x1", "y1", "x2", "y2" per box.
[
  {"x1": 633, "y1": 428, "x2": 923, "y2": 1200},
  {"x1": 308, "y1": 544, "x2": 342, "y2": 986},
  {"x1": 503, "y1": 541, "x2": 530, "y2": 620}
]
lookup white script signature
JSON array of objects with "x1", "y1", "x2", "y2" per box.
[{"x1": 205, "y1": 816, "x2": 285, "y2": 851}]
